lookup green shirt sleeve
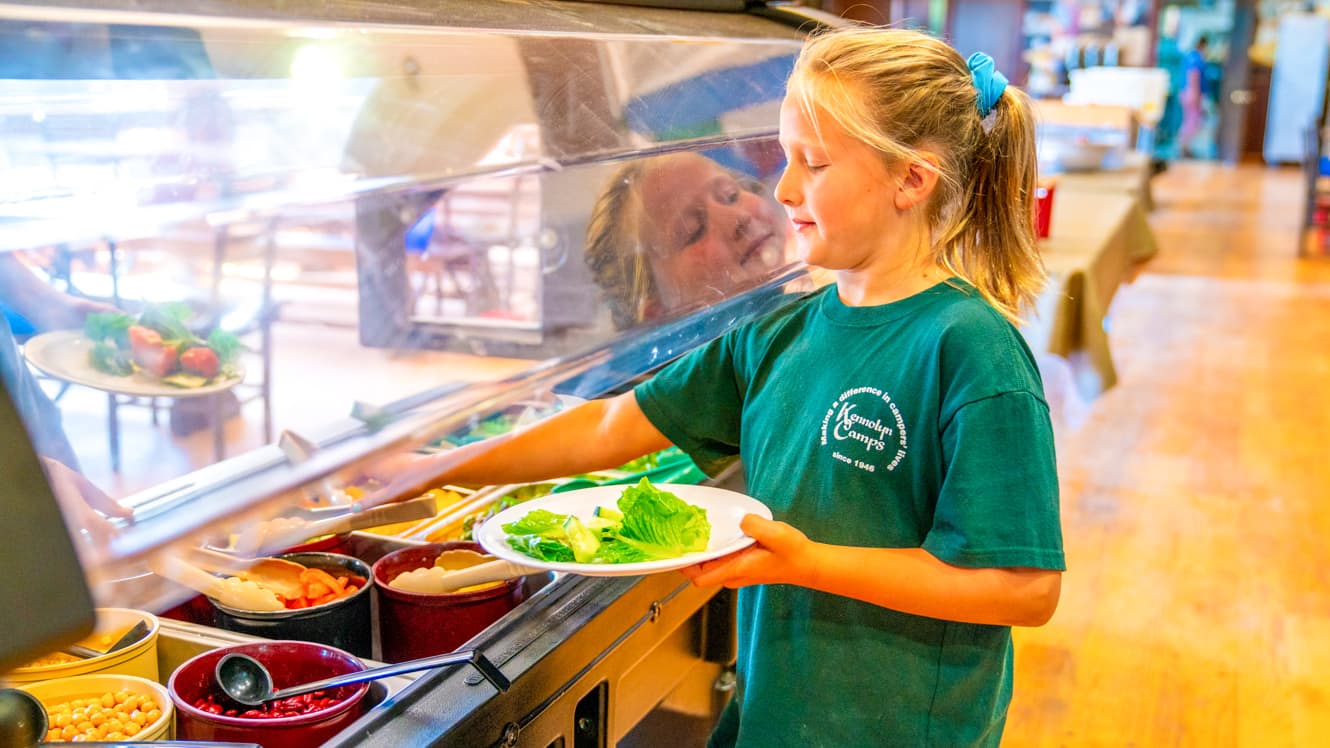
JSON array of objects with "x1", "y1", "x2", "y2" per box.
[
  {"x1": 633, "y1": 333, "x2": 745, "y2": 478},
  {"x1": 923, "y1": 390, "x2": 1066, "y2": 571}
]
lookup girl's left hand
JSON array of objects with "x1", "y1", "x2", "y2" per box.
[{"x1": 679, "y1": 514, "x2": 818, "y2": 589}]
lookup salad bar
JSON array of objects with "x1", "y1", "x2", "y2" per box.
[{"x1": 0, "y1": 0, "x2": 832, "y2": 745}]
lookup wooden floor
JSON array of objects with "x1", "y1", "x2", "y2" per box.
[{"x1": 1004, "y1": 162, "x2": 1330, "y2": 746}]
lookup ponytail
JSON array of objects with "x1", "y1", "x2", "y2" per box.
[
  {"x1": 933, "y1": 86, "x2": 1044, "y2": 324},
  {"x1": 790, "y1": 28, "x2": 1046, "y2": 324}
]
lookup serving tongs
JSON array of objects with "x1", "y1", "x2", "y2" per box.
[
  {"x1": 147, "y1": 554, "x2": 287, "y2": 611},
  {"x1": 225, "y1": 494, "x2": 441, "y2": 557},
  {"x1": 389, "y1": 548, "x2": 540, "y2": 594},
  {"x1": 179, "y1": 547, "x2": 308, "y2": 600},
  {"x1": 60, "y1": 620, "x2": 151, "y2": 660}
]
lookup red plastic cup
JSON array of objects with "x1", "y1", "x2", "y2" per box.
[
  {"x1": 1035, "y1": 182, "x2": 1055, "y2": 239},
  {"x1": 372, "y1": 541, "x2": 527, "y2": 662}
]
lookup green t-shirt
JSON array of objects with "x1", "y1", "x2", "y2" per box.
[{"x1": 635, "y1": 281, "x2": 1065, "y2": 747}]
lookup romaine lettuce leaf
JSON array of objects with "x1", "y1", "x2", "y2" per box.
[
  {"x1": 614, "y1": 478, "x2": 711, "y2": 558},
  {"x1": 507, "y1": 534, "x2": 576, "y2": 563},
  {"x1": 501, "y1": 508, "x2": 570, "y2": 538},
  {"x1": 501, "y1": 479, "x2": 711, "y2": 564}
]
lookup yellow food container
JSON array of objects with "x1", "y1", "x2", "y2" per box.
[
  {"x1": 20, "y1": 673, "x2": 174, "y2": 741},
  {"x1": 3, "y1": 608, "x2": 159, "y2": 685},
  {"x1": 358, "y1": 487, "x2": 469, "y2": 538}
]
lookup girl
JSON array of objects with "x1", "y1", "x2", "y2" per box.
[{"x1": 374, "y1": 27, "x2": 1064, "y2": 747}]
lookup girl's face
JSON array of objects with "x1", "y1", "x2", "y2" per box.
[
  {"x1": 774, "y1": 94, "x2": 905, "y2": 273},
  {"x1": 639, "y1": 153, "x2": 786, "y2": 311}
]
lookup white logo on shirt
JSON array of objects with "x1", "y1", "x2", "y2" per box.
[{"x1": 819, "y1": 386, "x2": 909, "y2": 473}]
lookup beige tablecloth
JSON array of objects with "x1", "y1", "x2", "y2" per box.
[{"x1": 1023, "y1": 190, "x2": 1158, "y2": 398}]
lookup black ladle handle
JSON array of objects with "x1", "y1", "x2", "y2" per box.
[{"x1": 268, "y1": 649, "x2": 509, "y2": 699}]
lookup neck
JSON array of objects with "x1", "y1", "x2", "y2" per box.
[{"x1": 834, "y1": 227, "x2": 947, "y2": 307}]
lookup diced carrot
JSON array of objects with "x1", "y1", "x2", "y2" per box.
[{"x1": 300, "y1": 567, "x2": 341, "y2": 588}]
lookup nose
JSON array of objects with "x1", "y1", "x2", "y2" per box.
[
  {"x1": 732, "y1": 212, "x2": 752, "y2": 242},
  {"x1": 708, "y1": 201, "x2": 754, "y2": 250},
  {"x1": 774, "y1": 167, "x2": 798, "y2": 206}
]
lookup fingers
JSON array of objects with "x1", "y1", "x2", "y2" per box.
[
  {"x1": 739, "y1": 515, "x2": 802, "y2": 552},
  {"x1": 684, "y1": 547, "x2": 757, "y2": 589}
]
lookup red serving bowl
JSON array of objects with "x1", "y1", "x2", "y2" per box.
[
  {"x1": 372, "y1": 541, "x2": 527, "y2": 662},
  {"x1": 167, "y1": 640, "x2": 369, "y2": 748}
]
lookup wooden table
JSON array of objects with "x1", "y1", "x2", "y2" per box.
[{"x1": 1023, "y1": 190, "x2": 1158, "y2": 398}]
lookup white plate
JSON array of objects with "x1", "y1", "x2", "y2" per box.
[
  {"x1": 476, "y1": 483, "x2": 772, "y2": 577},
  {"x1": 23, "y1": 329, "x2": 245, "y2": 399}
]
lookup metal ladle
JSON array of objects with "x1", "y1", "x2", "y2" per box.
[
  {"x1": 0, "y1": 688, "x2": 46, "y2": 748},
  {"x1": 215, "y1": 648, "x2": 510, "y2": 707}
]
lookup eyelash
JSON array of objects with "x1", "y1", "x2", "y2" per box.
[{"x1": 684, "y1": 208, "x2": 707, "y2": 246}]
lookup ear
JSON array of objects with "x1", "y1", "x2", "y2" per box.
[{"x1": 893, "y1": 151, "x2": 942, "y2": 211}]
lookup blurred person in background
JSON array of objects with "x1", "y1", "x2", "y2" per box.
[
  {"x1": 1178, "y1": 34, "x2": 1210, "y2": 158},
  {"x1": 0, "y1": 254, "x2": 130, "y2": 556}
]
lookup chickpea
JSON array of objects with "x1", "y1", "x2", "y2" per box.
[{"x1": 43, "y1": 689, "x2": 160, "y2": 742}]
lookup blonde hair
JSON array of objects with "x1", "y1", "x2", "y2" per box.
[
  {"x1": 585, "y1": 160, "x2": 654, "y2": 329},
  {"x1": 788, "y1": 27, "x2": 1044, "y2": 323}
]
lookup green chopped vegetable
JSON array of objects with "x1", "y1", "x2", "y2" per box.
[
  {"x1": 207, "y1": 328, "x2": 242, "y2": 364},
  {"x1": 84, "y1": 311, "x2": 134, "y2": 348},
  {"x1": 138, "y1": 302, "x2": 197, "y2": 344},
  {"x1": 501, "y1": 508, "x2": 568, "y2": 538},
  {"x1": 502, "y1": 478, "x2": 711, "y2": 565},
  {"x1": 508, "y1": 534, "x2": 575, "y2": 563},
  {"x1": 88, "y1": 340, "x2": 133, "y2": 376},
  {"x1": 614, "y1": 478, "x2": 712, "y2": 558}
]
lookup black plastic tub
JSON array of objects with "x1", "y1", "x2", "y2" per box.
[{"x1": 209, "y1": 552, "x2": 373, "y2": 658}]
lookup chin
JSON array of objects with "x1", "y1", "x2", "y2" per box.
[{"x1": 797, "y1": 240, "x2": 831, "y2": 269}]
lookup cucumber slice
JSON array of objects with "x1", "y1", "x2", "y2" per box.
[{"x1": 562, "y1": 515, "x2": 601, "y2": 564}]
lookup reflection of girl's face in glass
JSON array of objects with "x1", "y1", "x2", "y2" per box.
[{"x1": 638, "y1": 153, "x2": 787, "y2": 311}]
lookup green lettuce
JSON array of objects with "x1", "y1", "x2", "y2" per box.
[
  {"x1": 614, "y1": 478, "x2": 711, "y2": 556},
  {"x1": 502, "y1": 478, "x2": 710, "y2": 564}
]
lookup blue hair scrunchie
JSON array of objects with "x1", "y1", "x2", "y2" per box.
[{"x1": 967, "y1": 52, "x2": 1008, "y2": 118}]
